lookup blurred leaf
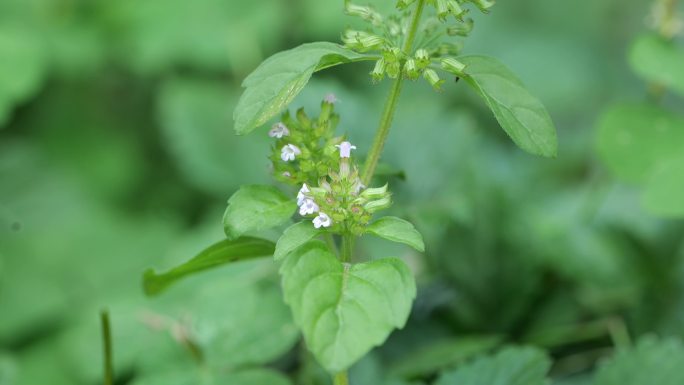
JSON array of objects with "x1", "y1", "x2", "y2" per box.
[
  {"x1": 108, "y1": 0, "x2": 286, "y2": 74},
  {"x1": 435, "y1": 346, "x2": 551, "y2": 385},
  {"x1": 0, "y1": 26, "x2": 46, "y2": 127},
  {"x1": 157, "y1": 78, "x2": 271, "y2": 196},
  {"x1": 274, "y1": 221, "x2": 321, "y2": 261},
  {"x1": 388, "y1": 336, "x2": 502, "y2": 378},
  {"x1": 629, "y1": 34, "x2": 684, "y2": 97},
  {"x1": 280, "y1": 241, "x2": 416, "y2": 373},
  {"x1": 0, "y1": 353, "x2": 16, "y2": 385},
  {"x1": 143, "y1": 237, "x2": 275, "y2": 296},
  {"x1": 642, "y1": 154, "x2": 684, "y2": 217},
  {"x1": 234, "y1": 42, "x2": 374, "y2": 134},
  {"x1": 365, "y1": 216, "x2": 425, "y2": 252},
  {"x1": 223, "y1": 185, "x2": 296, "y2": 239},
  {"x1": 459, "y1": 55, "x2": 558, "y2": 158},
  {"x1": 596, "y1": 103, "x2": 684, "y2": 183},
  {"x1": 131, "y1": 368, "x2": 292, "y2": 385},
  {"x1": 593, "y1": 337, "x2": 684, "y2": 385},
  {"x1": 374, "y1": 163, "x2": 407, "y2": 181}
]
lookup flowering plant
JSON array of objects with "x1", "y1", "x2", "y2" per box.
[{"x1": 143, "y1": 0, "x2": 557, "y2": 383}]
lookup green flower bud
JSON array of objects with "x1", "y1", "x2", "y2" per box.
[
  {"x1": 360, "y1": 184, "x2": 388, "y2": 199},
  {"x1": 345, "y1": 3, "x2": 383, "y2": 25},
  {"x1": 386, "y1": 61, "x2": 401, "y2": 79},
  {"x1": 403, "y1": 58, "x2": 420, "y2": 80},
  {"x1": 435, "y1": 42, "x2": 463, "y2": 56},
  {"x1": 467, "y1": 0, "x2": 495, "y2": 12},
  {"x1": 441, "y1": 57, "x2": 467, "y2": 76},
  {"x1": 396, "y1": 0, "x2": 417, "y2": 9},
  {"x1": 447, "y1": 18, "x2": 474, "y2": 36},
  {"x1": 363, "y1": 195, "x2": 392, "y2": 213},
  {"x1": 447, "y1": 0, "x2": 465, "y2": 19},
  {"x1": 423, "y1": 68, "x2": 445, "y2": 90},
  {"x1": 436, "y1": 0, "x2": 450, "y2": 20},
  {"x1": 342, "y1": 30, "x2": 386, "y2": 52},
  {"x1": 371, "y1": 58, "x2": 386, "y2": 83},
  {"x1": 415, "y1": 49, "x2": 430, "y2": 68}
]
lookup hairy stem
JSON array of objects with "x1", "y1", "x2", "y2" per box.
[
  {"x1": 361, "y1": 0, "x2": 427, "y2": 186},
  {"x1": 334, "y1": 371, "x2": 349, "y2": 385},
  {"x1": 100, "y1": 310, "x2": 114, "y2": 385}
]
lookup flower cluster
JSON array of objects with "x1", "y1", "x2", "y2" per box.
[
  {"x1": 295, "y1": 143, "x2": 392, "y2": 234},
  {"x1": 268, "y1": 95, "x2": 393, "y2": 233},
  {"x1": 268, "y1": 96, "x2": 342, "y2": 185},
  {"x1": 342, "y1": 0, "x2": 494, "y2": 90}
]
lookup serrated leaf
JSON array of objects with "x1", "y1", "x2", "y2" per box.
[
  {"x1": 642, "y1": 154, "x2": 684, "y2": 217},
  {"x1": 629, "y1": 34, "x2": 684, "y2": 97},
  {"x1": 274, "y1": 221, "x2": 321, "y2": 261},
  {"x1": 143, "y1": 237, "x2": 275, "y2": 296},
  {"x1": 365, "y1": 216, "x2": 425, "y2": 252},
  {"x1": 233, "y1": 42, "x2": 375, "y2": 134},
  {"x1": 458, "y1": 56, "x2": 558, "y2": 158},
  {"x1": 595, "y1": 103, "x2": 684, "y2": 183},
  {"x1": 593, "y1": 337, "x2": 684, "y2": 385},
  {"x1": 223, "y1": 185, "x2": 297, "y2": 239},
  {"x1": 280, "y1": 241, "x2": 416, "y2": 373},
  {"x1": 435, "y1": 346, "x2": 551, "y2": 385}
]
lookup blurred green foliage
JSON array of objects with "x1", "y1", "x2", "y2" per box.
[{"x1": 1, "y1": 0, "x2": 684, "y2": 384}]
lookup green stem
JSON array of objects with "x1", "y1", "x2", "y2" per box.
[
  {"x1": 100, "y1": 310, "x2": 114, "y2": 385},
  {"x1": 334, "y1": 371, "x2": 349, "y2": 385},
  {"x1": 361, "y1": 0, "x2": 427, "y2": 186},
  {"x1": 341, "y1": 234, "x2": 354, "y2": 263}
]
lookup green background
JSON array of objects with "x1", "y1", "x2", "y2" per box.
[{"x1": 1, "y1": 0, "x2": 683, "y2": 384}]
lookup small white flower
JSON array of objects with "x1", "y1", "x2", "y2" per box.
[
  {"x1": 299, "y1": 198, "x2": 319, "y2": 215},
  {"x1": 282, "y1": 171, "x2": 291, "y2": 178},
  {"x1": 297, "y1": 183, "x2": 310, "y2": 206},
  {"x1": 313, "y1": 212, "x2": 332, "y2": 228},
  {"x1": 269, "y1": 122, "x2": 290, "y2": 138},
  {"x1": 324, "y1": 93, "x2": 338, "y2": 104},
  {"x1": 335, "y1": 141, "x2": 357, "y2": 158},
  {"x1": 281, "y1": 144, "x2": 301, "y2": 162}
]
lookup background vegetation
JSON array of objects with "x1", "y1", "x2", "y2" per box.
[{"x1": 1, "y1": 0, "x2": 683, "y2": 384}]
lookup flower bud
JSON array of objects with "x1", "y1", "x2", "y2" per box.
[
  {"x1": 342, "y1": 30, "x2": 385, "y2": 52},
  {"x1": 403, "y1": 58, "x2": 420, "y2": 80},
  {"x1": 396, "y1": 0, "x2": 417, "y2": 9},
  {"x1": 447, "y1": 18, "x2": 474, "y2": 36},
  {"x1": 360, "y1": 184, "x2": 388, "y2": 199},
  {"x1": 363, "y1": 195, "x2": 392, "y2": 213},
  {"x1": 423, "y1": 69, "x2": 445, "y2": 90},
  {"x1": 441, "y1": 57, "x2": 467, "y2": 76},
  {"x1": 371, "y1": 58, "x2": 386, "y2": 83},
  {"x1": 467, "y1": 0, "x2": 495, "y2": 13},
  {"x1": 435, "y1": 42, "x2": 463, "y2": 56},
  {"x1": 447, "y1": 0, "x2": 465, "y2": 19},
  {"x1": 436, "y1": 0, "x2": 450, "y2": 20},
  {"x1": 386, "y1": 61, "x2": 401, "y2": 79},
  {"x1": 345, "y1": 3, "x2": 383, "y2": 25},
  {"x1": 415, "y1": 49, "x2": 430, "y2": 68}
]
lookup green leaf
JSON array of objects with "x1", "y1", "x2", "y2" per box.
[
  {"x1": 280, "y1": 241, "x2": 416, "y2": 373},
  {"x1": 223, "y1": 185, "x2": 297, "y2": 239},
  {"x1": 131, "y1": 368, "x2": 292, "y2": 385},
  {"x1": 458, "y1": 56, "x2": 558, "y2": 158},
  {"x1": 388, "y1": 335, "x2": 502, "y2": 378},
  {"x1": 143, "y1": 236, "x2": 275, "y2": 296},
  {"x1": 435, "y1": 346, "x2": 551, "y2": 385},
  {"x1": 642, "y1": 154, "x2": 684, "y2": 217},
  {"x1": 629, "y1": 34, "x2": 684, "y2": 97},
  {"x1": 365, "y1": 216, "x2": 425, "y2": 252},
  {"x1": 593, "y1": 337, "x2": 684, "y2": 385},
  {"x1": 274, "y1": 221, "x2": 321, "y2": 261},
  {"x1": 233, "y1": 42, "x2": 375, "y2": 135},
  {"x1": 595, "y1": 103, "x2": 684, "y2": 183}
]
